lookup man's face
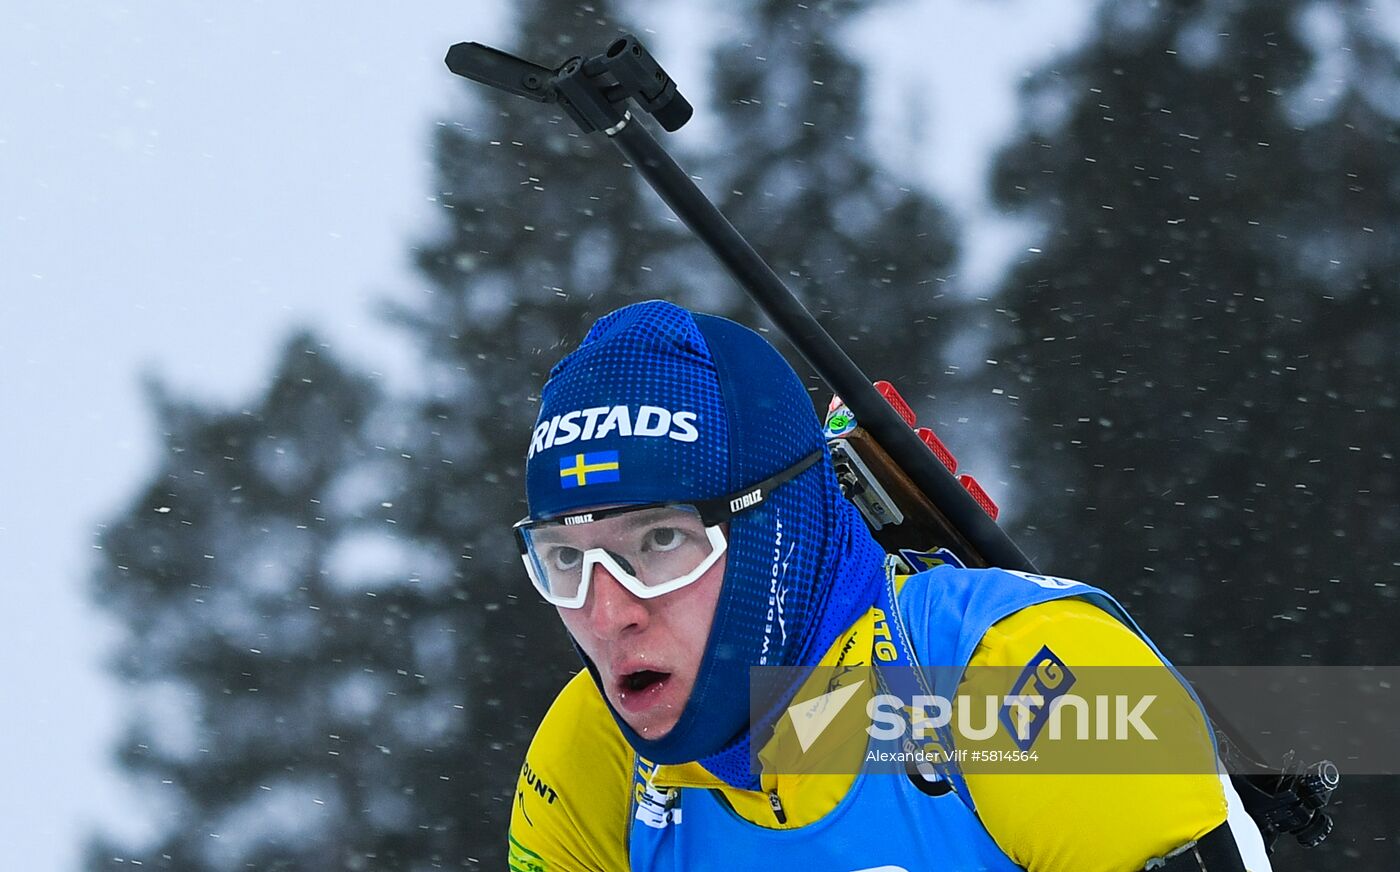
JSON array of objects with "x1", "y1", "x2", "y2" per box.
[{"x1": 554, "y1": 535, "x2": 725, "y2": 739}]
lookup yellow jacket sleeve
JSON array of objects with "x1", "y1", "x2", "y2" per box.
[
  {"x1": 507, "y1": 670, "x2": 633, "y2": 872},
  {"x1": 960, "y1": 598, "x2": 1229, "y2": 872}
]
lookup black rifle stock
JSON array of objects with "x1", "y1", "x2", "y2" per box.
[{"x1": 446, "y1": 35, "x2": 1033, "y2": 572}]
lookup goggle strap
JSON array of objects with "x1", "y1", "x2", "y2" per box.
[{"x1": 691, "y1": 448, "x2": 824, "y2": 525}]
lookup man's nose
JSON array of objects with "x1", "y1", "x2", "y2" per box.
[{"x1": 585, "y1": 562, "x2": 650, "y2": 638}]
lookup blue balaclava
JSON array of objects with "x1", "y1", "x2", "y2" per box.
[{"x1": 524, "y1": 300, "x2": 886, "y2": 788}]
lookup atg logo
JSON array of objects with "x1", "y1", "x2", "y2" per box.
[
  {"x1": 527, "y1": 405, "x2": 699, "y2": 459},
  {"x1": 1000, "y1": 646, "x2": 1076, "y2": 751}
]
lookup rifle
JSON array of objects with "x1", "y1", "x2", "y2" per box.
[{"x1": 444, "y1": 32, "x2": 1335, "y2": 854}]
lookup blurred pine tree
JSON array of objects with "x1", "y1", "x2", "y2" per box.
[
  {"x1": 701, "y1": 0, "x2": 966, "y2": 400},
  {"x1": 986, "y1": 0, "x2": 1400, "y2": 864},
  {"x1": 89, "y1": 333, "x2": 447, "y2": 870}
]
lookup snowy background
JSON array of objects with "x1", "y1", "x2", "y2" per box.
[{"x1": 2, "y1": 4, "x2": 506, "y2": 868}]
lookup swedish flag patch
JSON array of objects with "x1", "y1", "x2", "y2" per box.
[{"x1": 559, "y1": 451, "x2": 621, "y2": 488}]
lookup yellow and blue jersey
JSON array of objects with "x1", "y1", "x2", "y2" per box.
[{"x1": 508, "y1": 568, "x2": 1235, "y2": 871}]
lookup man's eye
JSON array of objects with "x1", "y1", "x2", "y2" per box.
[
  {"x1": 549, "y1": 547, "x2": 583, "y2": 571},
  {"x1": 642, "y1": 527, "x2": 684, "y2": 552}
]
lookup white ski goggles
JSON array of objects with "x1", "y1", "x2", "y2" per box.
[{"x1": 514, "y1": 450, "x2": 821, "y2": 609}]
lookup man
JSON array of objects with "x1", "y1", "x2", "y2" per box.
[{"x1": 508, "y1": 300, "x2": 1270, "y2": 870}]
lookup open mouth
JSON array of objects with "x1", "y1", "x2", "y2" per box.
[
  {"x1": 622, "y1": 669, "x2": 670, "y2": 693},
  {"x1": 613, "y1": 669, "x2": 674, "y2": 716}
]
